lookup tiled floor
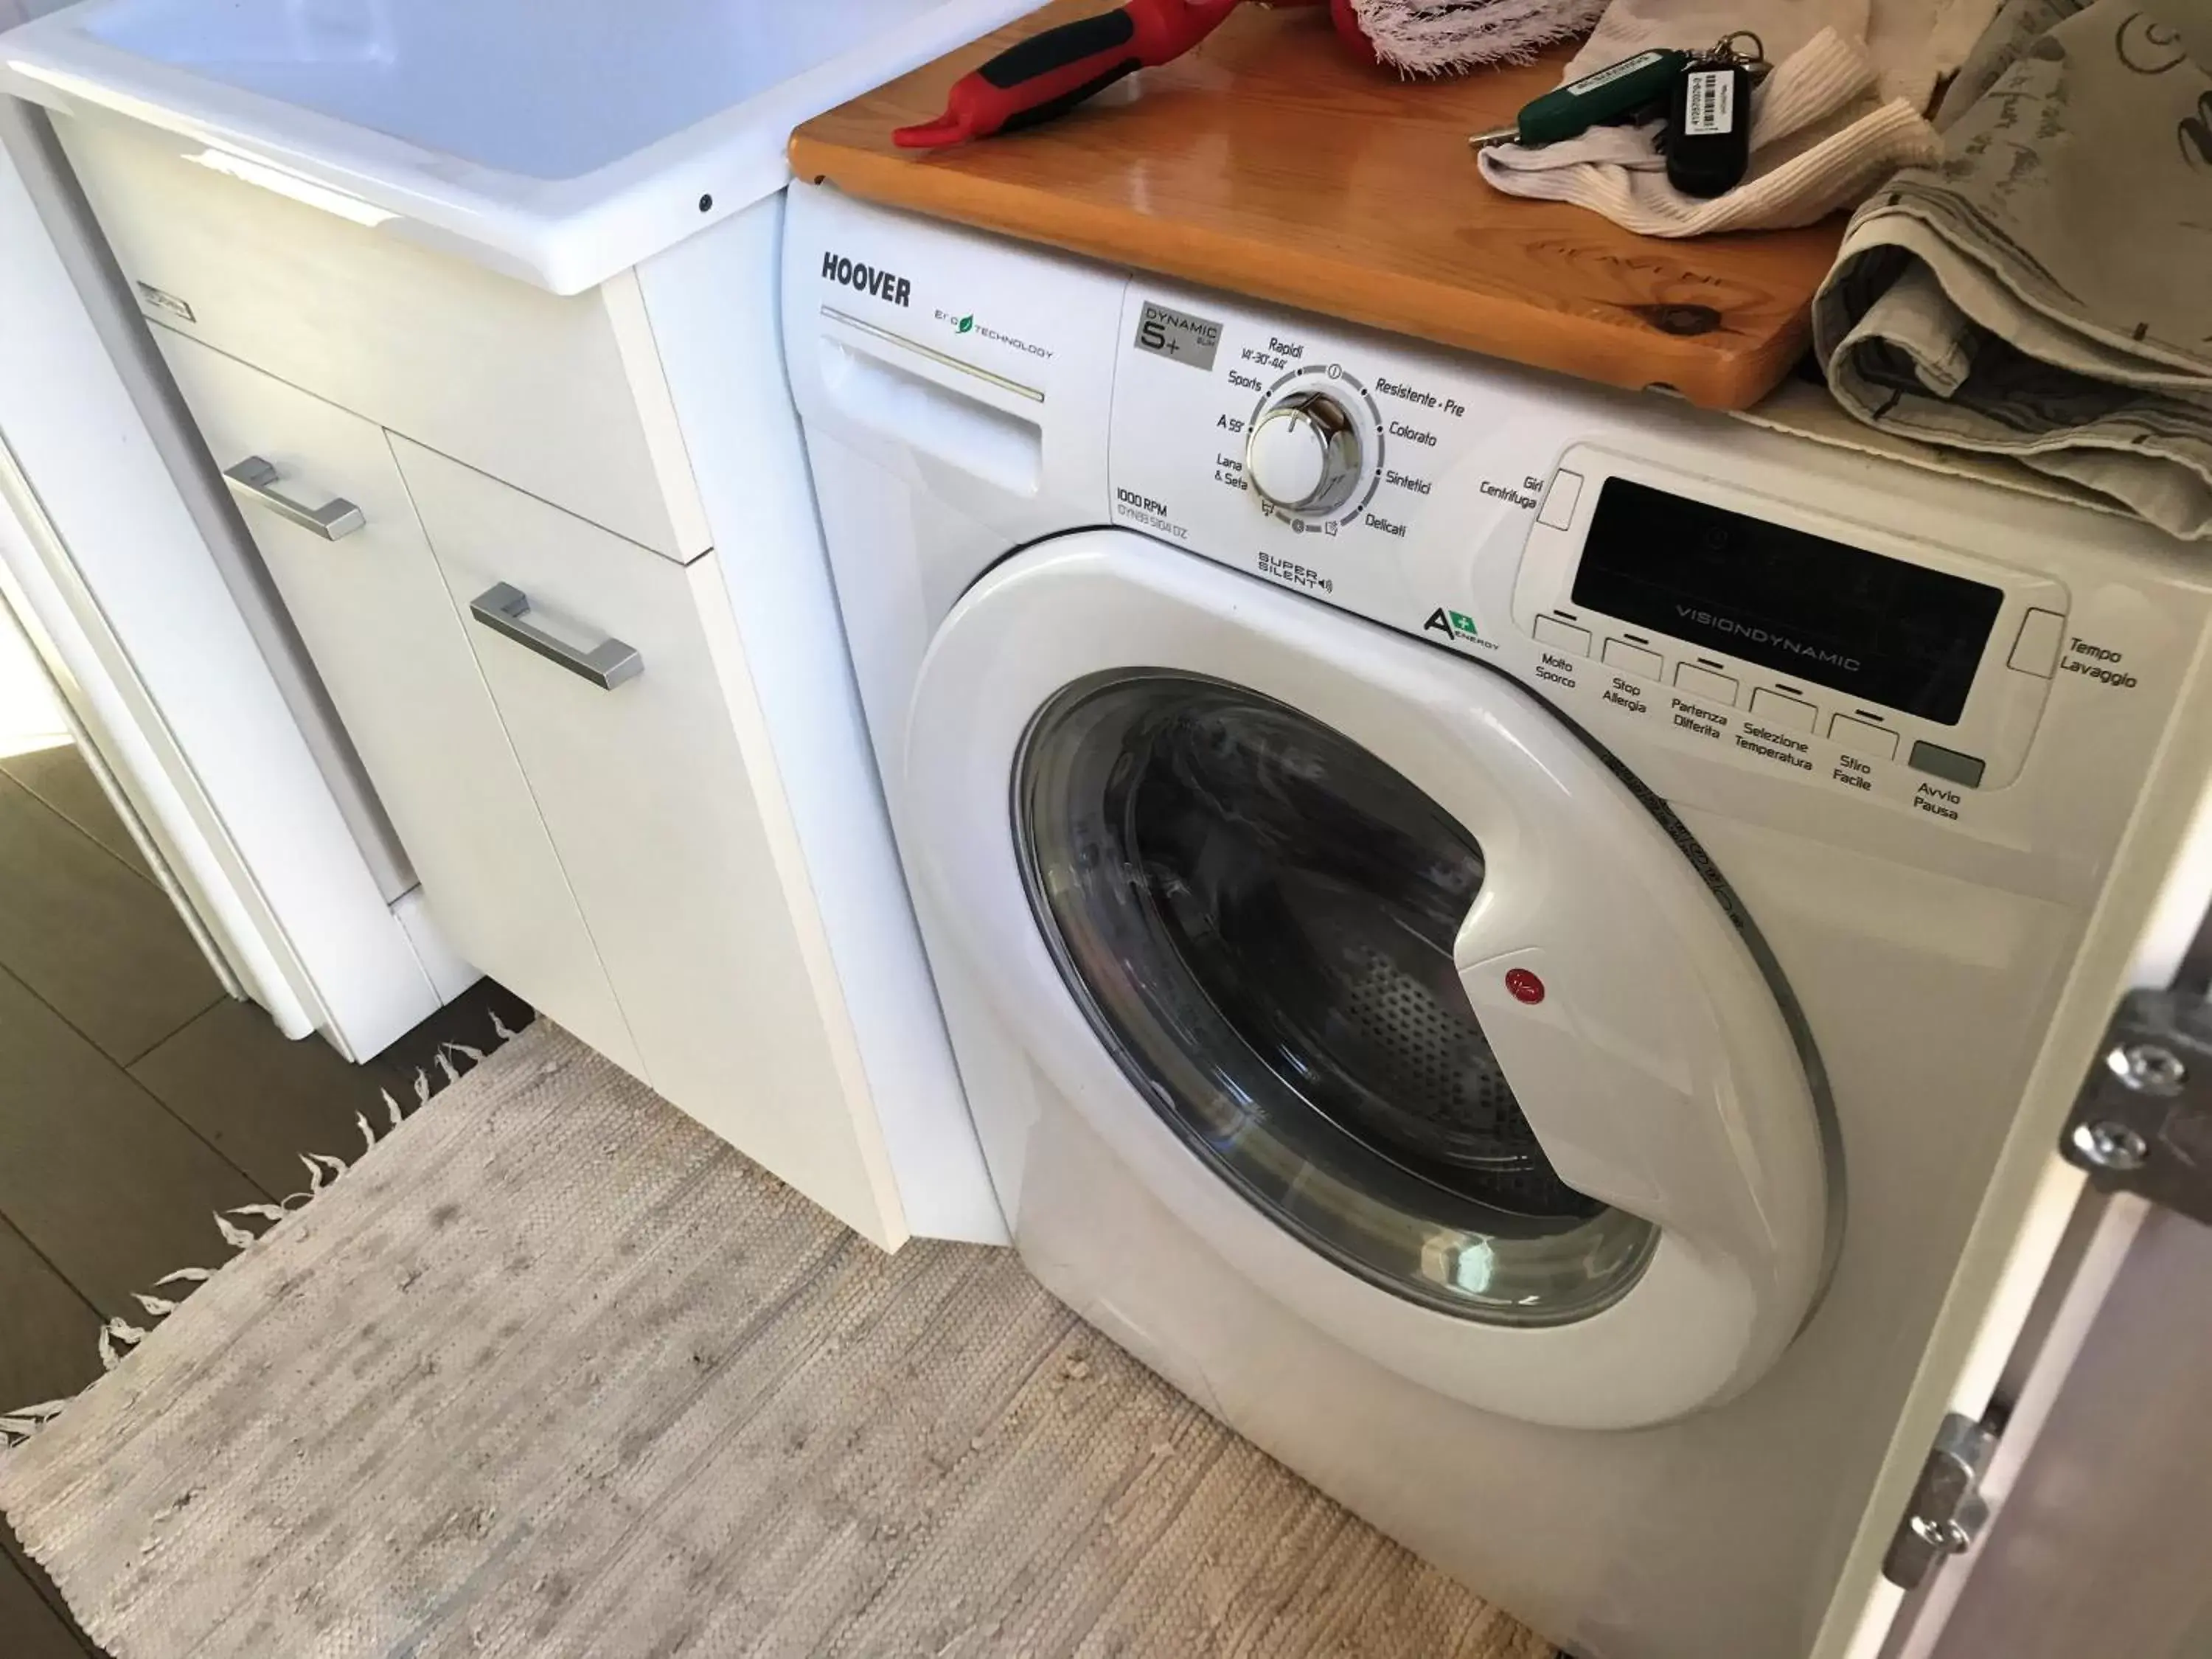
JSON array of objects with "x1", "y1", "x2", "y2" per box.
[{"x1": 0, "y1": 740, "x2": 529, "y2": 1654}]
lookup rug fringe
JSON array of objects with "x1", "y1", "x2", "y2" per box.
[
  {"x1": 1, "y1": 1010, "x2": 524, "y2": 1447},
  {"x1": 0, "y1": 1399, "x2": 69, "y2": 1447}
]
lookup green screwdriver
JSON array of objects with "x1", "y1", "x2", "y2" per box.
[{"x1": 1467, "y1": 46, "x2": 1691, "y2": 150}]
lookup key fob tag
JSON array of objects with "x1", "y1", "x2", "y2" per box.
[{"x1": 1666, "y1": 60, "x2": 1752, "y2": 198}]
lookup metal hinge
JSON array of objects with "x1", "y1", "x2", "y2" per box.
[
  {"x1": 2059, "y1": 987, "x2": 2212, "y2": 1225},
  {"x1": 1882, "y1": 1411, "x2": 1999, "y2": 1590}
]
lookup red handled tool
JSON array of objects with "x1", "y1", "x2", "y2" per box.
[{"x1": 892, "y1": 0, "x2": 1246, "y2": 148}]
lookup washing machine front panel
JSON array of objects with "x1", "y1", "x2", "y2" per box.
[
  {"x1": 906, "y1": 529, "x2": 1829, "y2": 1429},
  {"x1": 787, "y1": 190, "x2": 2212, "y2": 1654}
]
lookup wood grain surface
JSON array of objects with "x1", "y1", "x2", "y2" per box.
[{"x1": 789, "y1": 1, "x2": 1846, "y2": 409}]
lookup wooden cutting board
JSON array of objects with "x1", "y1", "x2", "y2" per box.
[{"x1": 789, "y1": 1, "x2": 1846, "y2": 410}]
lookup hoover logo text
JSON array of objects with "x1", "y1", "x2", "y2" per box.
[{"x1": 822, "y1": 252, "x2": 911, "y2": 307}]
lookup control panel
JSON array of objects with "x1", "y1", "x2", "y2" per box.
[
  {"x1": 1512, "y1": 447, "x2": 2067, "y2": 793},
  {"x1": 1105, "y1": 279, "x2": 2174, "y2": 838}
]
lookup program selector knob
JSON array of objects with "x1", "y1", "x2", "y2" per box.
[{"x1": 1245, "y1": 391, "x2": 1363, "y2": 515}]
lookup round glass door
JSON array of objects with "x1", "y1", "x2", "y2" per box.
[{"x1": 1018, "y1": 672, "x2": 1656, "y2": 1325}]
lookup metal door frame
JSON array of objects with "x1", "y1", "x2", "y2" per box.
[{"x1": 1882, "y1": 905, "x2": 2212, "y2": 1659}]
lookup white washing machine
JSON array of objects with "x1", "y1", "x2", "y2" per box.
[{"x1": 784, "y1": 184, "x2": 2212, "y2": 1659}]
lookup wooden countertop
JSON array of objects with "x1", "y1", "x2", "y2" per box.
[{"x1": 790, "y1": 1, "x2": 1846, "y2": 410}]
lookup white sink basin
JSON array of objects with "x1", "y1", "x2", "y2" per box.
[
  {"x1": 77, "y1": 0, "x2": 959, "y2": 181},
  {"x1": 2, "y1": 0, "x2": 1029, "y2": 290}
]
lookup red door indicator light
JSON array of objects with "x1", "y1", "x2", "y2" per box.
[{"x1": 1505, "y1": 967, "x2": 1545, "y2": 1005}]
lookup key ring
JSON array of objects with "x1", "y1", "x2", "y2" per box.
[{"x1": 1713, "y1": 29, "x2": 1765, "y2": 65}]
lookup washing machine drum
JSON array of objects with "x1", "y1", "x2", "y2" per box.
[
  {"x1": 907, "y1": 532, "x2": 1830, "y2": 1428},
  {"x1": 1020, "y1": 675, "x2": 1656, "y2": 1327}
]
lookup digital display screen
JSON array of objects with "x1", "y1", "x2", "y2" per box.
[{"x1": 1570, "y1": 479, "x2": 2003, "y2": 726}]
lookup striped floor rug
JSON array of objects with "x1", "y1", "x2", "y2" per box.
[{"x1": 0, "y1": 1022, "x2": 1548, "y2": 1658}]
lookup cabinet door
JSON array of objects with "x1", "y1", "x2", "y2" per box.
[
  {"x1": 390, "y1": 437, "x2": 907, "y2": 1247},
  {"x1": 156, "y1": 330, "x2": 642, "y2": 1076}
]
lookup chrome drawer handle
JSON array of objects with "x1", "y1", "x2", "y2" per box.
[
  {"x1": 223, "y1": 456, "x2": 366, "y2": 540},
  {"x1": 469, "y1": 582, "x2": 642, "y2": 690}
]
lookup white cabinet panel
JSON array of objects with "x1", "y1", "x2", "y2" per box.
[
  {"x1": 392, "y1": 436, "x2": 907, "y2": 1247},
  {"x1": 59, "y1": 116, "x2": 707, "y2": 560},
  {"x1": 156, "y1": 329, "x2": 644, "y2": 1076}
]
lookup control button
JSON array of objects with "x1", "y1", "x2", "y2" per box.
[
  {"x1": 1601, "y1": 639, "x2": 1663, "y2": 679},
  {"x1": 1829, "y1": 714, "x2": 1899, "y2": 759},
  {"x1": 1673, "y1": 663, "x2": 1739, "y2": 706},
  {"x1": 1537, "y1": 469, "x2": 1584, "y2": 530},
  {"x1": 1910, "y1": 740, "x2": 1986, "y2": 789},
  {"x1": 1747, "y1": 689, "x2": 1818, "y2": 732},
  {"x1": 1532, "y1": 616, "x2": 1591, "y2": 654},
  {"x1": 1245, "y1": 391, "x2": 1363, "y2": 514},
  {"x1": 2008, "y1": 607, "x2": 2065, "y2": 678}
]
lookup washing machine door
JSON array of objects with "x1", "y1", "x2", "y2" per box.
[{"x1": 907, "y1": 532, "x2": 1828, "y2": 1429}]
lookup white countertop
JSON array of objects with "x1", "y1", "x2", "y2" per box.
[{"x1": 1, "y1": 0, "x2": 1034, "y2": 292}]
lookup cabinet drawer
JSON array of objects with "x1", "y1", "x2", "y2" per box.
[
  {"x1": 156, "y1": 330, "x2": 644, "y2": 1077},
  {"x1": 58, "y1": 116, "x2": 706, "y2": 561},
  {"x1": 392, "y1": 437, "x2": 906, "y2": 1246}
]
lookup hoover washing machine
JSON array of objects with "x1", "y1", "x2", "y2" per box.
[{"x1": 784, "y1": 184, "x2": 2212, "y2": 1659}]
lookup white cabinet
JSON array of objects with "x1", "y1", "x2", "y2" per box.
[
  {"x1": 155, "y1": 329, "x2": 645, "y2": 1079},
  {"x1": 392, "y1": 439, "x2": 905, "y2": 1242},
  {"x1": 49, "y1": 112, "x2": 985, "y2": 1251},
  {"x1": 152, "y1": 319, "x2": 909, "y2": 1243}
]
